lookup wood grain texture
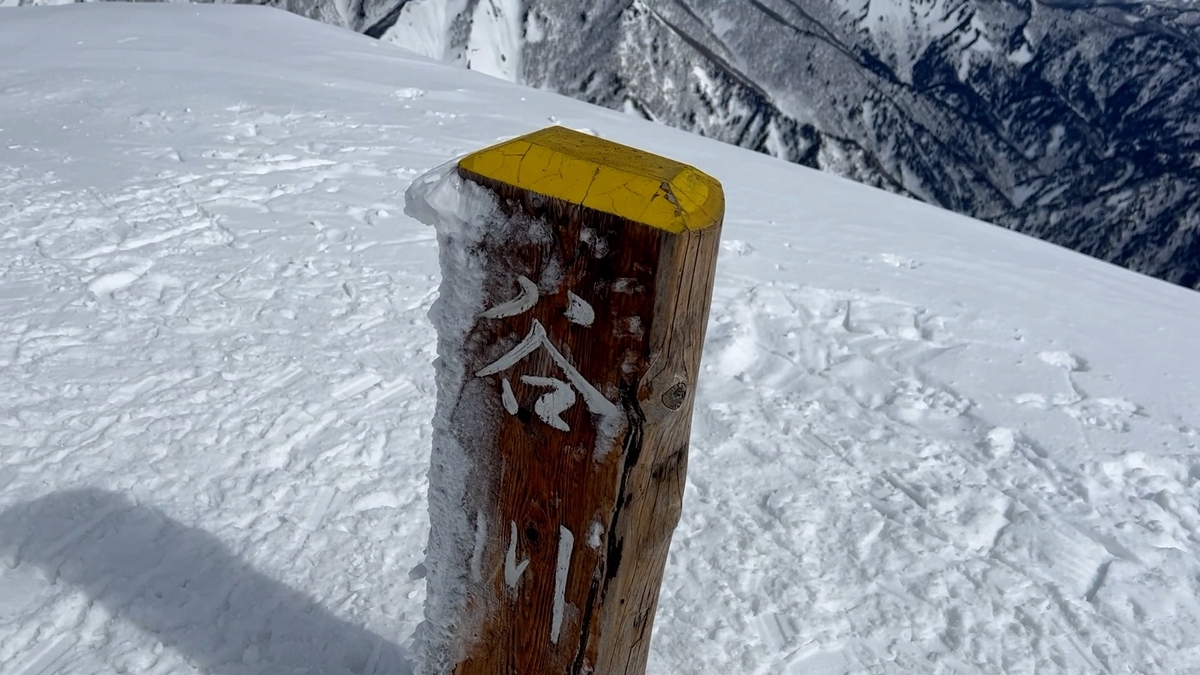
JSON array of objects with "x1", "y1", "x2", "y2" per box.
[{"x1": 430, "y1": 158, "x2": 720, "y2": 675}]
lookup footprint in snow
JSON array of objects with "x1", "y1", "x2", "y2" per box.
[
  {"x1": 393, "y1": 87, "x2": 425, "y2": 100},
  {"x1": 1038, "y1": 350, "x2": 1089, "y2": 372},
  {"x1": 879, "y1": 253, "x2": 921, "y2": 269},
  {"x1": 720, "y1": 239, "x2": 756, "y2": 257},
  {"x1": 88, "y1": 269, "x2": 143, "y2": 297}
]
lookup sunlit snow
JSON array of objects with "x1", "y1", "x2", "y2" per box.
[{"x1": 3, "y1": 4, "x2": 1200, "y2": 674}]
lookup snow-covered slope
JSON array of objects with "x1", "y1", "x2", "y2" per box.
[
  {"x1": 15, "y1": 1, "x2": 1200, "y2": 291},
  {"x1": 2, "y1": 4, "x2": 1200, "y2": 674},
  {"x1": 12, "y1": 2, "x2": 1200, "y2": 293},
  {"x1": 381, "y1": 0, "x2": 1200, "y2": 290}
]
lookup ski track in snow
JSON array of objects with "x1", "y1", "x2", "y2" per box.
[
  {"x1": 665, "y1": 279, "x2": 1200, "y2": 673},
  {"x1": 1, "y1": 51, "x2": 436, "y2": 673},
  {"x1": 2, "y1": 5, "x2": 1200, "y2": 674}
]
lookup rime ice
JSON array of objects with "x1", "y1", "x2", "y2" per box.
[{"x1": 404, "y1": 161, "x2": 505, "y2": 675}]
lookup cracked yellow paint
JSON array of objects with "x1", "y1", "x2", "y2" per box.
[{"x1": 458, "y1": 126, "x2": 723, "y2": 234}]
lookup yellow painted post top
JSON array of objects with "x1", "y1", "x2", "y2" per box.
[{"x1": 458, "y1": 126, "x2": 724, "y2": 234}]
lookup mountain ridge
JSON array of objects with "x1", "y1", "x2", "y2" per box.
[
  {"x1": 20, "y1": 0, "x2": 1200, "y2": 289},
  {"x1": 391, "y1": 0, "x2": 1200, "y2": 289}
]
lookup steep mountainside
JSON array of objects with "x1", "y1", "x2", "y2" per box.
[
  {"x1": 24, "y1": 0, "x2": 1199, "y2": 289},
  {"x1": 383, "y1": 0, "x2": 1200, "y2": 289}
]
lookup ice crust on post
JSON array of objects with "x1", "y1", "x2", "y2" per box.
[{"x1": 403, "y1": 162, "x2": 502, "y2": 675}]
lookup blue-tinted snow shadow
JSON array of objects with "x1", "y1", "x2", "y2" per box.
[{"x1": 0, "y1": 488, "x2": 413, "y2": 675}]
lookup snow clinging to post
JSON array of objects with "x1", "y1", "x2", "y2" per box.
[
  {"x1": 469, "y1": 511, "x2": 487, "y2": 584},
  {"x1": 587, "y1": 521, "x2": 603, "y2": 549},
  {"x1": 403, "y1": 161, "x2": 506, "y2": 675},
  {"x1": 565, "y1": 291, "x2": 595, "y2": 326}
]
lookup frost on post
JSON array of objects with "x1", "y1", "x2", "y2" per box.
[{"x1": 405, "y1": 126, "x2": 723, "y2": 675}]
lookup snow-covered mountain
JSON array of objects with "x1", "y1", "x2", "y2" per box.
[
  {"x1": 381, "y1": 0, "x2": 1200, "y2": 291},
  {"x1": 40, "y1": 0, "x2": 1192, "y2": 290},
  {"x1": 4, "y1": 3, "x2": 1200, "y2": 674}
]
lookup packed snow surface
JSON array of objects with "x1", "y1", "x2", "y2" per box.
[{"x1": 3, "y1": 4, "x2": 1200, "y2": 674}]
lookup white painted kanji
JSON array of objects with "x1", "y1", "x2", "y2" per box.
[
  {"x1": 551, "y1": 525, "x2": 575, "y2": 644},
  {"x1": 565, "y1": 291, "x2": 595, "y2": 326},
  {"x1": 505, "y1": 521, "x2": 530, "y2": 589},
  {"x1": 476, "y1": 319, "x2": 619, "y2": 431},
  {"x1": 521, "y1": 375, "x2": 576, "y2": 431},
  {"x1": 500, "y1": 378, "x2": 519, "y2": 415},
  {"x1": 479, "y1": 275, "x2": 539, "y2": 319}
]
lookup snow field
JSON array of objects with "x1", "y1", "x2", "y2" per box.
[
  {"x1": 674, "y1": 276, "x2": 1200, "y2": 672},
  {"x1": 2, "y1": 4, "x2": 1200, "y2": 674}
]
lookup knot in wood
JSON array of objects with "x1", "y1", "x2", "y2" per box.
[{"x1": 661, "y1": 381, "x2": 688, "y2": 411}]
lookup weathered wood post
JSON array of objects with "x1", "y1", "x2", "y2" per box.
[{"x1": 408, "y1": 126, "x2": 722, "y2": 675}]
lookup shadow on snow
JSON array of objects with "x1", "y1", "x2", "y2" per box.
[{"x1": 0, "y1": 487, "x2": 414, "y2": 675}]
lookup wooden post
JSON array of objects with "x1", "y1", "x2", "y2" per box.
[{"x1": 418, "y1": 126, "x2": 722, "y2": 675}]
